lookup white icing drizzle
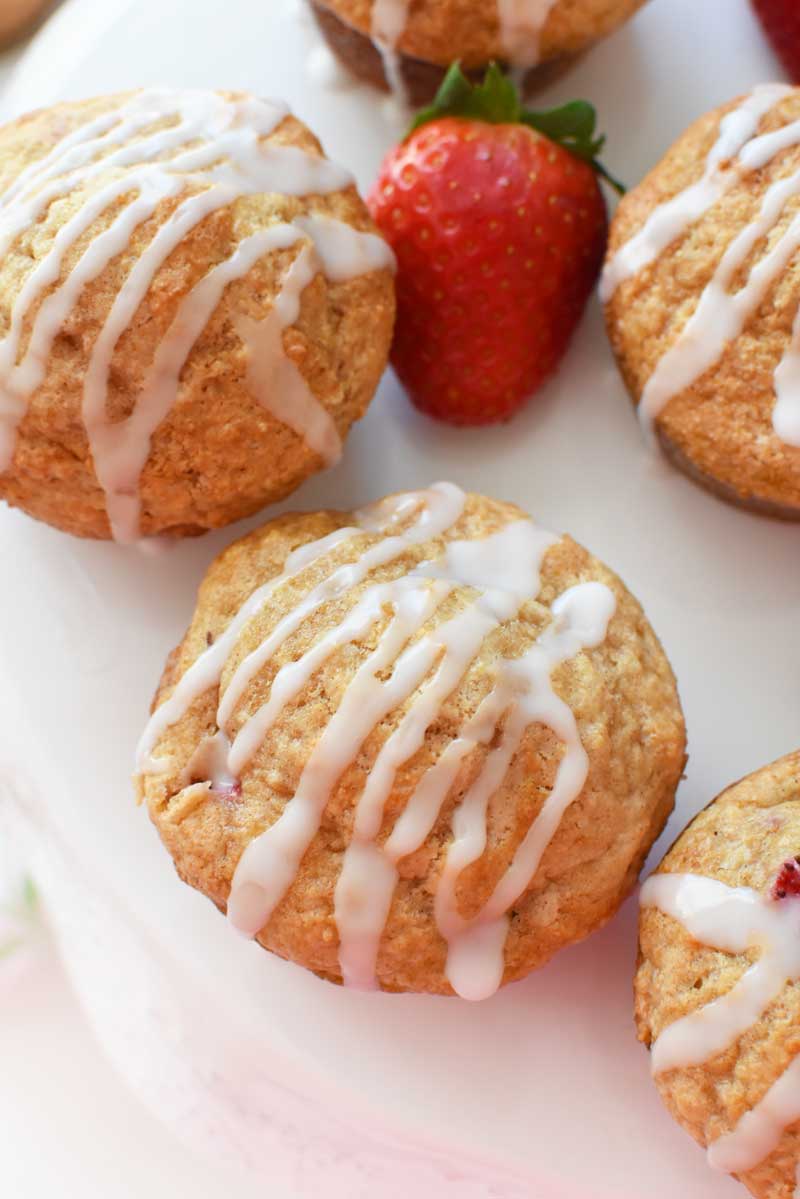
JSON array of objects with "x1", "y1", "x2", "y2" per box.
[
  {"x1": 293, "y1": 214, "x2": 396, "y2": 283},
  {"x1": 138, "y1": 483, "x2": 618, "y2": 999},
  {"x1": 601, "y1": 83, "x2": 800, "y2": 450},
  {"x1": 136, "y1": 484, "x2": 464, "y2": 773},
  {"x1": 497, "y1": 0, "x2": 559, "y2": 70},
  {"x1": 600, "y1": 85, "x2": 793, "y2": 302},
  {"x1": 437, "y1": 580, "x2": 615, "y2": 1001},
  {"x1": 93, "y1": 221, "x2": 310, "y2": 540},
  {"x1": 234, "y1": 242, "x2": 342, "y2": 468},
  {"x1": 641, "y1": 872, "x2": 800, "y2": 1178},
  {"x1": 0, "y1": 88, "x2": 394, "y2": 541},
  {"x1": 709, "y1": 1057, "x2": 800, "y2": 1175},
  {"x1": 370, "y1": 0, "x2": 411, "y2": 106},
  {"x1": 367, "y1": 0, "x2": 557, "y2": 102},
  {"x1": 774, "y1": 306, "x2": 800, "y2": 448},
  {"x1": 230, "y1": 577, "x2": 455, "y2": 937},
  {"x1": 219, "y1": 481, "x2": 467, "y2": 766},
  {"x1": 337, "y1": 576, "x2": 615, "y2": 1002},
  {"x1": 335, "y1": 520, "x2": 557, "y2": 992},
  {"x1": 638, "y1": 160, "x2": 800, "y2": 445}
]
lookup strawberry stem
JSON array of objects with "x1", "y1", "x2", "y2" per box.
[{"x1": 409, "y1": 62, "x2": 625, "y2": 195}]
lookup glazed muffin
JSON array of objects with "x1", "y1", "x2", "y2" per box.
[
  {"x1": 0, "y1": 89, "x2": 395, "y2": 542},
  {"x1": 136, "y1": 482, "x2": 685, "y2": 999},
  {"x1": 636, "y1": 752, "x2": 800, "y2": 1198},
  {"x1": 603, "y1": 84, "x2": 800, "y2": 519},
  {"x1": 308, "y1": 0, "x2": 646, "y2": 105}
]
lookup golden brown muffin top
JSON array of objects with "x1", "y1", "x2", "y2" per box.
[
  {"x1": 0, "y1": 89, "x2": 395, "y2": 540},
  {"x1": 636, "y1": 752, "x2": 800, "y2": 1199},
  {"x1": 603, "y1": 84, "x2": 800, "y2": 515},
  {"x1": 137, "y1": 484, "x2": 685, "y2": 998},
  {"x1": 317, "y1": 0, "x2": 645, "y2": 69}
]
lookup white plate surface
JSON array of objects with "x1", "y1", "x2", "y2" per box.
[{"x1": 0, "y1": 1, "x2": 796, "y2": 1196}]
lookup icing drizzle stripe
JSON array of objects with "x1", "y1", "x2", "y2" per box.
[
  {"x1": 641, "y1": 871, "x2": 800, "y2": 1178},
  {"x1": 601, "y1": 84, "x2": 800, "y2": 449},
  {"x1": 496, "y1": 0, "x2": 559, "y2": 70}
]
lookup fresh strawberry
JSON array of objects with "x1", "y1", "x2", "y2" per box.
[
  {"x1": 752, "y1": 0, "x2": 800, "y2": 83},
  {"x1": 368, "y1": 64, "x2": 619, "y2": 425},
  {"x1": 771, "y1": 856, "x2": 800, "y2": 900}
]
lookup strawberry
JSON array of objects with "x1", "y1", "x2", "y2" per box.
[
  {"x1": 367, "y1": 64, "x2": 619, "y2": 425},
  {"x1": 752, "y1": 0, "x2": 800, "y2": 83},
  {"x1": 771, "y1": 856, "x2": 800, "y2": 901}
]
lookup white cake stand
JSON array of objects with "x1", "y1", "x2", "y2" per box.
[{"x1": 0, "y1": 1, "x2": 794, "y2": 1196}]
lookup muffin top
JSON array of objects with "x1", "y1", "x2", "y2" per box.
[
  {"x1": 603, "y1": 84, "x2": 800, "y2": 515},
  {"x1": 136, "y1": 483, "x2": 685, "y2": 999},
  {"x1": 318, "y1": 0, "x2": 645, "y2": 69},
  {"x1": 0, "y1": 89, "x2": 395, "y2": 540},
  {"x1": 636, "y1": 752, "x2": 800, "y2": 1199}
]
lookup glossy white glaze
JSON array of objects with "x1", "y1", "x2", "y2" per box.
[
  {"x1": 293, "y1": 213, "x2": 396, "y2": 283},
  {"x1": 600, "y1": 85, "x2": 792, "y2": 301},
  {"x1": 638, "y1": 160, "x2": 800, "y2": 445},
  {"x1": 234, "y1": 242, "x2": 343, "y2": 468},
  {"x1": 135, "y1": 524, "x2": 361, "y2": 771},
  {"x1": 336, "y1": 520, "x2": 558, "y2": 991},
  {"x1": 497, "y1": 0, "x2": 559, "y2": 69},
  {"x1": 773, "y1": 309, "x2": 800, "y2": 448},
  {"x1": 439, "y1": 581, "x2": 615, "y2": 1000},
  {"x1": 709, "y1": 1055, "x2": 800, "y2": 1175},
  {"x1": 641, "y1": 871, "x2": 800, "y2": 1178},
  {"x1": 370, "y1": 0, "x2": 410, "y2": 104}
]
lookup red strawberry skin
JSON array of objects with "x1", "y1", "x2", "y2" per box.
[
  {"x1": 368, "y1": 117, "x2": 607, "y2": 425},
  {"x1": 752, "y1": 0, "x2": 800, "y2": 82}
]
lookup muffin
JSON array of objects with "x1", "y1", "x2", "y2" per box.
[
  {"x1": 0, "y1": 89, "x2": 395, "y2": 542},
  {"x1": 636, "y1": 752, "x2": 800, "y2": 1198},
  {"x1": 308, "y1": 0, "x2": 646, "y2": 105},
  {"x1": 0, "y1": 0, "x2": 52, "y2": 48},
  {"x1": 603, "y1": 84, "x2": 800, "y2": 519},
  {"x1": 136, "y1": 482, "x2": 685, "y2": 999}
]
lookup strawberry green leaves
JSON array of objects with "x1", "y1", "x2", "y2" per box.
[
  {"x1": 410, "y1": 62, "x2": 625, "y2": 194},
  {"x1": 410, "y1": 62, "x2": 522, "y2": 129}
]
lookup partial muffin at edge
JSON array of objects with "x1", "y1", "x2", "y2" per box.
[
  {"x1": 309, "y1": 0, "x2": 590, "y2": 103},
  {"x1": 310, "y1": 0, "x2": 645, "y2": 76},
  {"x1": 603, "y1": 85, "x2": 800, "y2": 518},
  {"x1": 636, "y1": 752, "x2": 800, "y2": 1199}
]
